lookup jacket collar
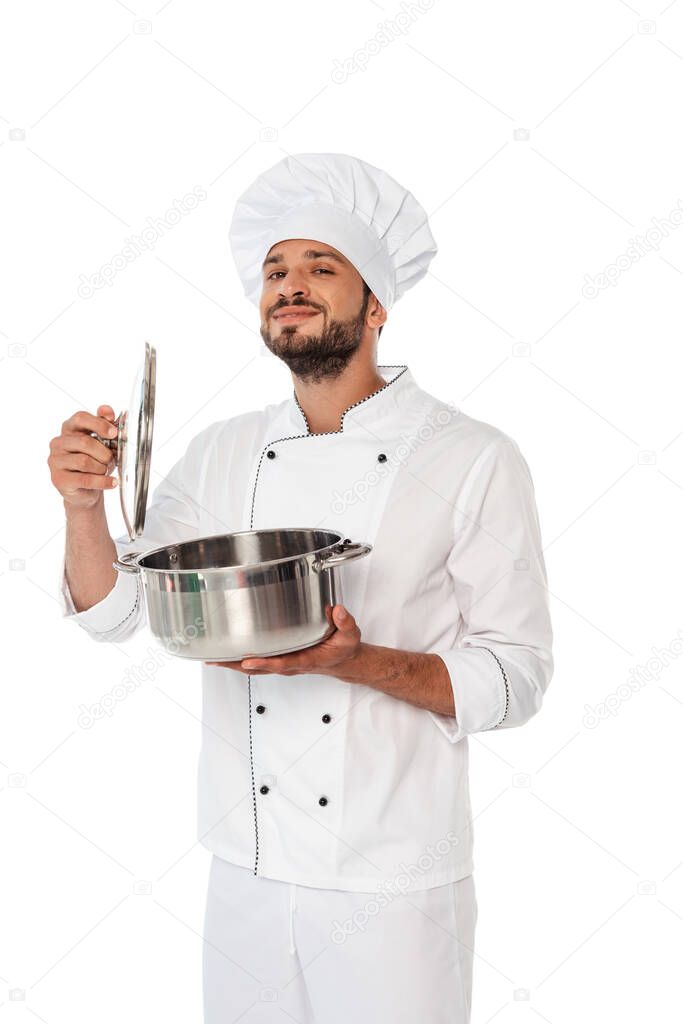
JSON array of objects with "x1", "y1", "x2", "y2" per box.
[{"x1": 285, "y1": 364, "x2": 425, "y2": 437}]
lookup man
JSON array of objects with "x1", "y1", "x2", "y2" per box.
[{"x1": 50, "y1": 152, "x2": 554, "y2": 1022}]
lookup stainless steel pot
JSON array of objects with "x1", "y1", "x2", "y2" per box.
[{"x1": 113, "y1": 528, "x2": 372, "y2": 661}]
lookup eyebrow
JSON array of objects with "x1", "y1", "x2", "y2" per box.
[{"x1": 262, "y1": 248, "x2": 347, "y2": 270}]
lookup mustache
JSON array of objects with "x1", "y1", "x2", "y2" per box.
[{"x1": 270, "y1": 299, "x2": 324, "y2": 316}]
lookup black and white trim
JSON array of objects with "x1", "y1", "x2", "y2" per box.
[
  {"x1": 247, "y1": 676, "x2": 260, "y2": 874},
  {"x1": 479, "y1": 646, "x2": 510, "y2": 728},
  {"x1": 293, "y1": 364, "x2": 409, "y2": 437}
]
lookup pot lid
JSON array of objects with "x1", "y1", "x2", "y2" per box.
[
  {"x1": 93, "y1": 342, "x2": 156, "y2": 540},
  {"x1": 122, "y1": 341, "x2": 156, "y2": 539}
]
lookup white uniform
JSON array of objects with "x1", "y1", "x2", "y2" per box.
[
  {"x1": 202, "y1": 853, "x2": 477, "y2": 1023},
  {"x1": 60, "y1": 362, "x2": 553, "y2": 1019}
]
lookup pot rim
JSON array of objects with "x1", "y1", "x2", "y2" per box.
[{"x1": 127, "y1": 526, "x2": 349, "y2": 575}]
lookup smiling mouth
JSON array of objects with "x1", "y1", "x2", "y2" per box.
[{"x1": 273, "y1": 308, "x2": 320, "y2": 322}]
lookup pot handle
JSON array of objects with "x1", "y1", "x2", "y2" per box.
[
  {"x1": 113, "y1": 551, "x2": 141, "y2": 575},
  {"x1": 313, "y1": 539, "x2": 372, "y2": 572}
]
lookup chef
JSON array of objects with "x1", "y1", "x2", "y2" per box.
[{"x1": 53, "y1": 152, "x2": 554, "y2": 1023}]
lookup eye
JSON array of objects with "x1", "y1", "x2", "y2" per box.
[{"x1": 267, "y1": 267, "x2": 333, "y2": 280}]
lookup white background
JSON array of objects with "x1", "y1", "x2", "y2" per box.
[{"x1": 2, "y1": 0, "x2": 683, "y2": 1020}]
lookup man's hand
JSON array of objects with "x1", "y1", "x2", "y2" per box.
[
  {"x1": 205, "y1": 604, "x2": 361, "y2": 676},
  {"x1": 204, "y1": 606, "x2": 456, "y2": 718},
  {"x1": 48, "y1": 405, "x2": 119, "y2": 509}
]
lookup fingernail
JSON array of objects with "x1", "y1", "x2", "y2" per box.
[{"x1": 112, "y1": 477, "x2": 119, "y2": 487}]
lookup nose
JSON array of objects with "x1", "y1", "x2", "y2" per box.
[{"x1": 278, "y1": 269, "x2": 309, "y2": 300}]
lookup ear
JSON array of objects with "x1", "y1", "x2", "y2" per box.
[{"x1": 366, "y1": 295, "x2": 387, "y2": 332}]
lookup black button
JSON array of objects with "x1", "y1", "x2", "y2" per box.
[
  {"x1": 318, "y1": 796, "x2": 328, "y2": 806},
  {"x1": 321, "y1": 713, "x2": 331, "y2": 724},
  {"x1": 256, "y1": 704, "x2": 266, "y2": 714},
  {"x1": 260, "y1": 785, "x2": 269, "y2": 795},
  {"x1": 377, "y1": 453, "x2": 387, "y2": 462},
  {"x1": 266, "y1": 450, "x2": 276, "y2": 459}
]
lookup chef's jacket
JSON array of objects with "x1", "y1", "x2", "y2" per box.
[{"x1": 59, "y1": 364, "x2": 554, "y2": 893}]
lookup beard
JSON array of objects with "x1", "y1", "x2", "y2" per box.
[{"x1": 260, "y1": 293, "x2": 370, "y2": 384}]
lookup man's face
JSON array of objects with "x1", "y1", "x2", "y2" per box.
[{"x1": 259, "y1": 238, "x2": 373, "y2": 382}]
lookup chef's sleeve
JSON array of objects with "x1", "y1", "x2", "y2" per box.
[
  {"x1": 430, "y1": 435, "x2": 554, "y2": 743},
  {"x1": 59, "y1": 534, "x2": 144, "y2": 642},
  {"x1": 59, "y1": 422, "x2": 216, "y2": 643}
]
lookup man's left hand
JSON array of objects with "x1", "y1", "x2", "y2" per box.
[{"x1": 204, "y1": 604, "x2": 362, "y2": 676}]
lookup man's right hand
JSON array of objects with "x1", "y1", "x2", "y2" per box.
[{"x1": 48, "y1": 404, "x2": 120, "y2": 510}]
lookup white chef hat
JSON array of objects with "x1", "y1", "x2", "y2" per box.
[{"x1": 228, "y1": 152, "x2": 437, "y2": 311}]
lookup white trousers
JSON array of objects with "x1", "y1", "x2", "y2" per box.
[{"x1": 202, "y1": 854, "x2": 477, "y2": 1023}]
